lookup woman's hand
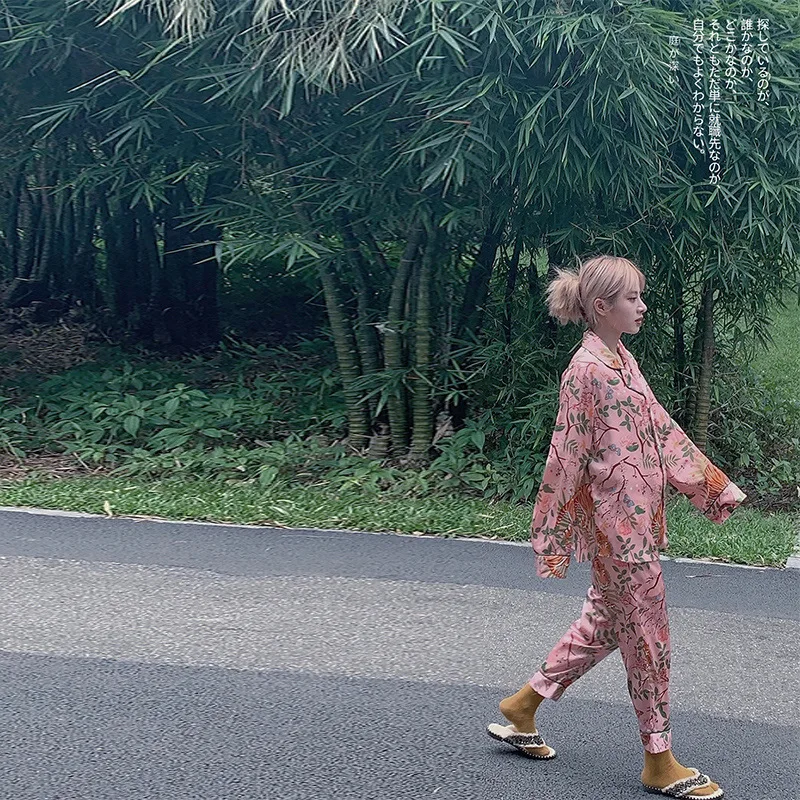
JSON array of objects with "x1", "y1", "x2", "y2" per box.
[{"x1": 705, "y1": 482, "x2": 748, "y2": 524}]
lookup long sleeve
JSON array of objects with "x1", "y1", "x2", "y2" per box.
[
  {"x1": 647, "y1": 395, "x2": 747, "y2": 523},
  {"x1": 530, "y1": 364, "x2": 597, "y2": 578}
]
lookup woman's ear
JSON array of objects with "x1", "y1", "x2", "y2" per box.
[{"x1": 593, "y1": 297, "x2": 607, "y2": 318}]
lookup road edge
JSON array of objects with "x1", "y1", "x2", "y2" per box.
[
  {"x1": 0, "y1": 504, "x2": 795, "y2": 572},
  {"x1": 786, "y1": 529, "x2": 800, "y2": 570}
]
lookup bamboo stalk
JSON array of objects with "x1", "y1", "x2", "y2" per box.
[
  {"x1": 692, "y1": 278, "x2": 715, "y2": 451},
  {"x1": 410, "y1": 225, "x2": 440, "y2": 462},
  {"x1": 503, "y1": 234, "x2": 523, "y2": 345},
  {"x1": 265, "y1": 115, "x2": 370, "y2": 448},
  {"x1": 385, "y1": 222, "x2": 424, "y2": 455}
]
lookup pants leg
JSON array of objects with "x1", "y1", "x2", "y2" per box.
[
  {"x1": 529, "y1": 581, "x2": 619, "y2": 700},
  {"x1": 529, "y1": 556, "x2": 672, "y2": 753},
  {"x1": 600, "y1": 557, "x2": 672, "y2": 753}
]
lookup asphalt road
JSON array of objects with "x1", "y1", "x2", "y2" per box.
[{"x1": 0, "y1": 507, "x2": 798, "y2": 800}]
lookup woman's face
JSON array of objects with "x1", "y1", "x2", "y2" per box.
[{"x1": 602, "y1": 285, "x2": 648, "y2": 335}]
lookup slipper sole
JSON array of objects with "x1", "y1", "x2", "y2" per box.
[
  {"x1": 486, "y1": 726, "x2": 556, "y2": 760},
  {"x1": 643, "y1": 783, "x2": 724, "y2": 798}
]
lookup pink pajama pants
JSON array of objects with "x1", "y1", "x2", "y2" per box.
[{"x1": 529, "y1": 556, "x2": 672, "y2": 753}]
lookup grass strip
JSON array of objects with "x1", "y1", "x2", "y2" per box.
[
  {"x1": 755, "y1": 291, "x2": 800, "y2": 399},
  {"x1": 0, "y1": 475, "x2": 796, "y2": 567}
]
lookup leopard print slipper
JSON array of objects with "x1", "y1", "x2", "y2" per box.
[
  {"x1": 485, "y1": 722, "x2": 556, "y2": 759},
  {"x1": 643, "y1": 768, "x2": 724, "y2": 798}
]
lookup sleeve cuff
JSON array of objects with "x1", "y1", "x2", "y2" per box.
[
  {"x1": 704, "y1": 482, "x2": 747, "y2": 524},
  {"x1": 535, "y1": 554, "x2": 571, "y2": 579}
]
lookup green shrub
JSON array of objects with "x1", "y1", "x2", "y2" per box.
[
  {"x1": 0, "y1": 339, "x2": 346, "y2": 469},
  {"x1": 0, "y1": 334, "x2": 796, "y2": 512},
  {"x1": 709, "y1": 361, "x2": 800, "y2": 508}
]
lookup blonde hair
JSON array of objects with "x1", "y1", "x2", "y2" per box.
[{"x1": 545, "y1": 255, "x2": 645, "y2": 329}]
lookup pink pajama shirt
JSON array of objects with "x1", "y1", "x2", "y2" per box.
[{"x1": 528, "y1": 330, "x2": 746, "y2": 753}]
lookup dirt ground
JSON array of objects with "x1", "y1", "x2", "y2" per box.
[
  {"x1": 0, "y1": 292, "x2": 104, "y2": 481},
  {"x1": 0, "y1": 299, "x2": 99, "y2": 383}
]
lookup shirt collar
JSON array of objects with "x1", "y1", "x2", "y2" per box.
[{"x1": 580, "y1": 329, "x2": 625, "y2": 370}]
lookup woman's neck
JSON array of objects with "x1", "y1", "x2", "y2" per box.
[{"x1": 590, "y1": 324, "x2": 621, "y2": 354}]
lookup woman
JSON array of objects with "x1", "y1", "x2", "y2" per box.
[{"x1": 486, "y1": 255, "x2": 746, "y2": 799}]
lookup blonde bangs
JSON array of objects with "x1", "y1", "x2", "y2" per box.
[{"x1": 619, "y1": 259, "x2": 646, "y2": 294}]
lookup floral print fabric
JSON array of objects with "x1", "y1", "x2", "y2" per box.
[
  {"x1": 529, "y1": 556, "x2": 673, "y2": 753},
  {"x1": 531, "y1": 329, "x2": 746, "y2": 579}
]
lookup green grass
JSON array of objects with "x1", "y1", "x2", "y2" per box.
[
  {"x1": 754, "y1": 291, "x2": 800, "y2": 401},
  {"x1": 0, "y1": 475, "x2": 796, "y2": 567},
  {"x1": 663, "y1": 496, "x2": 797, "y2": 566}
]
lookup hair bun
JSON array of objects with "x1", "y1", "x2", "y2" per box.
[{"x1": 545, "y1": 268, "x2": 584, "y2": 326}]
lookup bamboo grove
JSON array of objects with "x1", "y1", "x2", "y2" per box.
[{"x1": 1, "y1": 0, "x2": 798, "y2": 461}]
